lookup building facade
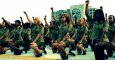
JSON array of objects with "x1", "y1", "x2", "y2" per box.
[{"x1": 51, "y1": 4, "x2": 96, "y2": 22}]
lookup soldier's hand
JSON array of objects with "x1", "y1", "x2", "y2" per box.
[
  {"x1": 85, "y1": 0, "x2": 89, "y2": 4},
  {"x1": 30, "y1": 42, "x2": 35, "y2": 45},
  {"x1": 1, "y1": 17, "x2": 4, "y2": 20},
  {"x1": 100, "y1": 6, "x2": 103, "y2": 10},
  {"x1": 44, "y1": 15, "x2": 47, "y2": 20},
  {"x1": 51, "y1": 7, "x2": 53, "y2": 11},
  {"x1": 20, "y1": 17, "x2": 23, "y2": 20},
  {"x1": 20, "y1": 17, "x2": 22, "y2": 19},
  {"x1": 23, "y1": 11, "x2": 27, "y2": 15}
]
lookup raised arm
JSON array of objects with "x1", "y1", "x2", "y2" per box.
[
  {"x1": 23, "y1": 11, "x2": 33, "y2": 25},
  {"x1": 100, "y1": 6, "x2": 103, "y2": 10},
  {"x1": 51, "y1": 7, "x2": 56, "y2": 21},
  {"x1": 20, "y1": 17, "x2": 25, "y2": 27},
  {"x1": 1, "y1": 17, "x2": 10, "y2": 28},
  {"x1": 85, "y1": 0, "x2": 90, "y2": 20},
  {"x1": 44, "y1": 15, "x2": 49, "y2": 27}
]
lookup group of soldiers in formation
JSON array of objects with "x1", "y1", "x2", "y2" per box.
[{"x1": 0, "y1": 0, "x2": 115, "y2": 60}]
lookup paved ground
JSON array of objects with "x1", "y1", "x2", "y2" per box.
[{"x1": 0, "y1": 46, "x2": 115, "y2": 60}]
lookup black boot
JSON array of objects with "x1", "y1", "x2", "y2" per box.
[
  {"x1": 35, "y1": 52, "x2": 42, "y2": 57},
  {"x1": 61, "y1": 54, "x2": 68, "y2": 60},
  {"x1": 43, "y1": 50, "x2": 47, "y2": 54},
  {"x1": 11, "y1": 48, "x2": 13, "y2": 52},
  {"x1": 14, "y1": 48, "x2": 22, "y2": 55},
  {"x1": 104, "y1": 54, "x2": 108, "y2": 59},
  {"x1": 69, "y1": 50, "x2": 75, "y2": 56},
  {"x1": 52, "y1": 48, "x2": 57, "y2": 53},
  {"x1": 107, "y1": 47, "x2": 113, "y2": 57},
  {"x1": 82, "y1": 49, "x2": 86, "y2": 55},
  {"x1": 0, "y1": 51, "x2": 6, "y2": 54},
  {"x1": 77, "y1": 49, "x2": 82, "y2": 55}
]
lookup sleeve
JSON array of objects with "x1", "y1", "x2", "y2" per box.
[
  {"x1": 103, "y1": 22, "x2": 109, "y2": 33},
  {"x1": 57, "y1": 26, "x2": 61, "y2": 41},
  {"x1": 27, "y1": 28, "x2": 31, "y2": 35},
  {"x1": 39, "y1": 26, "x2": 44, "y2": 35},
  {"x1": 67, "y1": 23, "x2": 72, "y2": 32},
  {"x1": 4, "y1": 29, "x2": 9, "y2": 36},
  {"x1": 74, "y1": 28, "x2": 77, "y2": 35},
  {"x1": 84, "y1": 26, "x2": 88, "y2": 34},
  {"x1": 18, "y1": 26, "x2": 23, "y2": 34}
]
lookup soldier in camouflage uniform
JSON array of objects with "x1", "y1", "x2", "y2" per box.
[
  {"x1": 74, "y1": 18, "x2": 88, "y2": 55},
  {"x1": 22, "y1": 22, "x2": 32, "y2": 53},
  {"x1": 0, "y1": 20, "x2": 9, "y2": 54},
  {"x1": 24, "y1": 11, "x2": 44, "y2": 57},
  {"x1": 43, "y1": 15, "x2": 52, "y2": 47},
  {"x1": 90, "y1": 9, "x2": 109, "y2": 60},
  {"x1": 107, "y1": 15, "x2": 115, "y2": 57},
  {"x1": 52, "y1": 14, "x2": 71, "y2": 60},
  {"x1": 9, "y1": 20, "x2": 23, "y2": 55},
  {"x1": 49, "y1": 7, "x2": 60, "y2": 53}
]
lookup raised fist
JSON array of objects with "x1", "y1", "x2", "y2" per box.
[
  {"x1": 20, "y1": 17, "x2": 22, "y2": 19},
  {"x1": 44, "y1": 15, "x2": 47, "y2": 20},
  {"x1": 51, "y1": 7, "x2": 53, "y2": 11},
  {"x1": 1, "y1": 17, "x2": 4, "y2": 20},
  {"x1": 86, "y1": 0, "x2": 89, "y2": 4},
  {"x1": 45, "y1": 15, "x2": 47, "y2": 18},
  {"x1": 23, "y1": 11, "x2": 27, "y2": 15},
  {"x1": 100, "y1": 6, "x2": 103, "y2": 10}
]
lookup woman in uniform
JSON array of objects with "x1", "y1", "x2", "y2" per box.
[
  {"x1": 22, "y1": 22, "x2": 32, "y2": 53},
  {"x1": 24, "y1": 11, "x2": 44, "y2": 57},
  {"x1": 52, "y1": 14, "x2": 71, "y2": 60},
  {"x1": 74, "y1": 18, "x2": 88, "y2": 55},
  {"x1": 10, "y1": 20, "x2": 23, "y2": 55},
  {"x1": 0, "y1": 20, "x2": 9, "y2": 54},
  {"x1": 85, "y1": 0, "x2": 109, "y2": 60}
]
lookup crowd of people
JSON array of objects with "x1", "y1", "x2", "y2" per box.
[{"x1": 0, "y1": 0, "x2": 115, "y2": 60}]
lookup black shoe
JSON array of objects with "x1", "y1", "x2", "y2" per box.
[
  {"x1": 83, "y1": 49, "x2": 86, "y2": 55},
  {"x1": 69, "y1": 51, "x2": 75, "y2": 56},
  {"x1": 107, "y1": 48, "x2": 113, "y2": 57},
  {"x1": 11, "y1": 49, "x2": 13, "y2": 52},
  {"x1": 43, "y1": 50, "x2": 47, "y2": 54},
  {"x1": 14, "y1": 49, "x2": 22, "y2": 55},
  {"x1": 61, "y1": 55, "x2": 68, "y2": 60},
  {"x1": 77, "y1": 49, "x2": 82, "y2": 55},
  {"x1": 104, "y1": 54, "x2": 108, "y2": 59},
  {"x1": 52, "y1": 48, "x2": 57, "y2": 53},
  {"x1": 0, "y1": 51, "x2": 6, "y2": 54},
  {"x1": 35, "y1": 52, "x2": 42, "y2": 57}
]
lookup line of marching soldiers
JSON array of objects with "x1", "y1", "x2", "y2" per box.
[{"x1": 0, "y1": 0, "x2": 115, "y2": 60}]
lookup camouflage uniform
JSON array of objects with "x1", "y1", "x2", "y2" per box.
[
  {"x1": 0, "y1": 28, "x2": 9, "y2": 47},
  {"x1": 58, "y1": 23, "x2": 71, "y2": 47},
  {"x1": 31, "y1": 24, "x2": 44, "y2": 47},
  {"x1": 75, "y1": 25, "x2": 88, "y2": 44},
  {"x1": 11, "y1": 26, "x2": 23, "y2": 47}
]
